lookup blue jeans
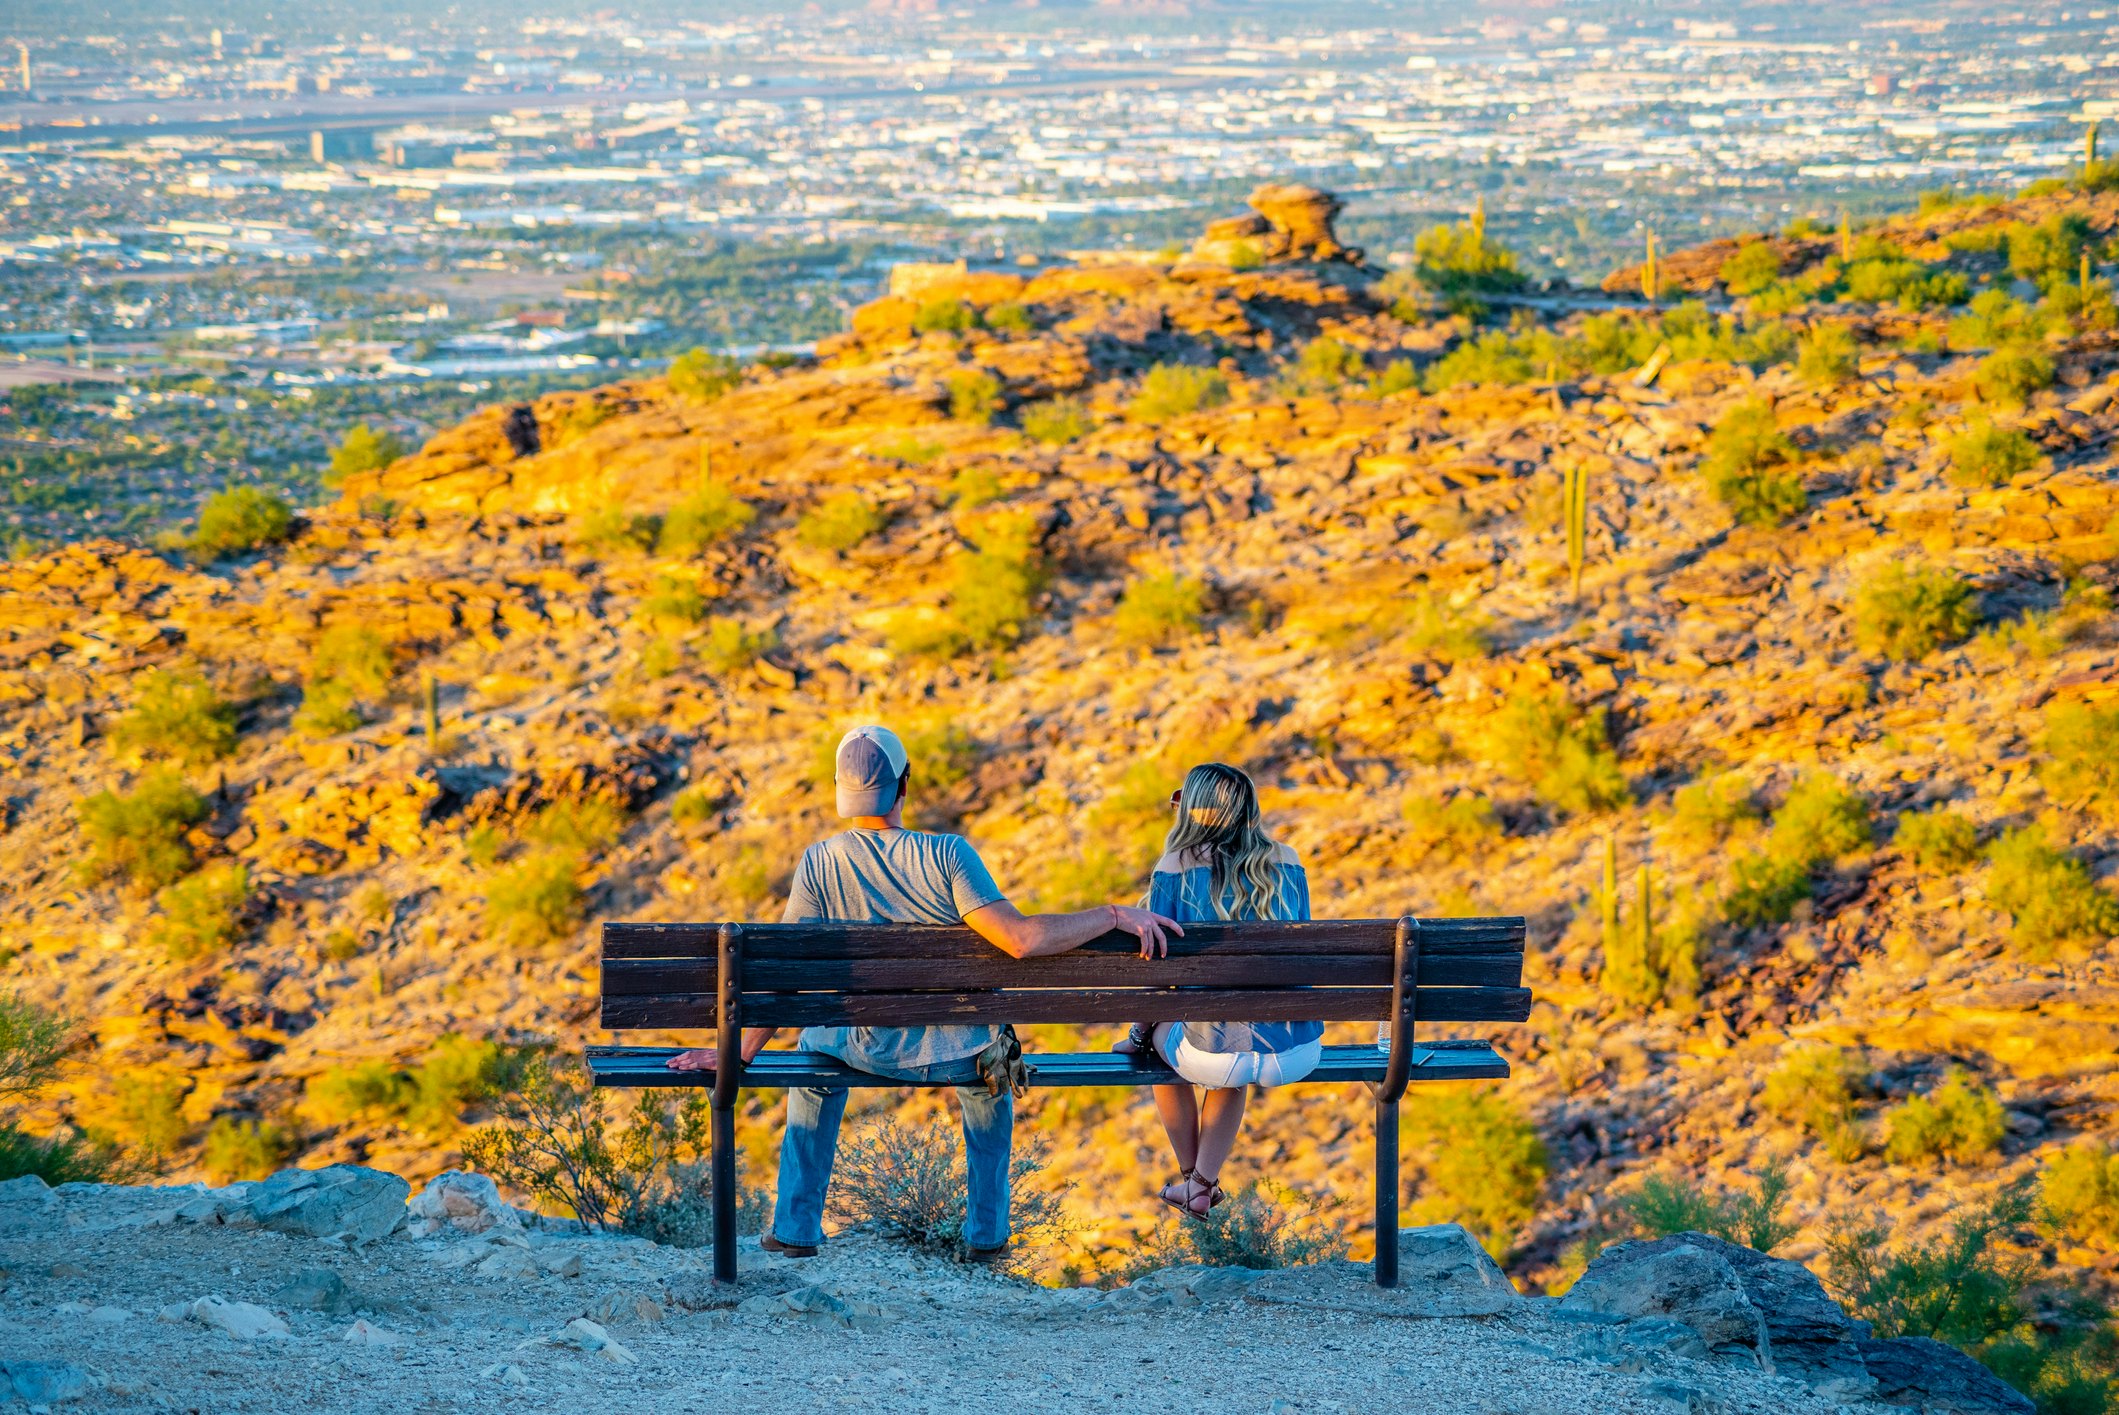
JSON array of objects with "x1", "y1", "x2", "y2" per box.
[{"x1": 771, "y1": 1053, "x2": 1014, "y2": 1250}]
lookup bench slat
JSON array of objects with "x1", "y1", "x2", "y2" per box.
[
  {"x1": 585, "y1": 1041, "x2": 1511, "y2": 1090},
  {"x1": 601, "y1": 917, "x2": 1525, "y2": 962},
  {"x1": 601, "y1": 949, "x2": 1521, "y2": 996},
  {"x1": 600, "y1": 984, "x2": 1533, "y2": 1030}
]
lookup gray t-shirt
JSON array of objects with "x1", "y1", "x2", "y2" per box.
[{"x1": 782, "y1": 828, "x2": 1008, "y2": 1070}]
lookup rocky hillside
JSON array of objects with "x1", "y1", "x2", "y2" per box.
[{"x1": 2, "y1": 181, "x2": 2116, "y2": 1307}]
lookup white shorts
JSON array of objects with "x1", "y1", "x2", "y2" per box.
[{"x1": 1157, "y1": 1026, "x2": 1323, "y2": 1090}]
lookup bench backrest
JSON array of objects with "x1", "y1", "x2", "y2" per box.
[{"x1": 600, "y1": 917, "x2": 1529, "y2": 1030}]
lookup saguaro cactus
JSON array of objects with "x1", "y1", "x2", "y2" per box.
[
  {"x1": 1641, "y1": 231, "x2": 1659, "y2": 302},
  {"x1": 1601, "y1": 834, "x2": 1620, "y2": 959},
  {"x1": 1563, "y1": 461, "x2": 1589, "y2": 599},
  {"x1": 1472, "y1": 195, "x2": 1487, "y2": 246},
  {"x1": 1838, "y1": 209, "x2": 1852, "y2": 263},
  {"x1": 1636, "y1": 860, "x2": 1654, "y2": 973},
  {"x1": 424, "y1": 671, "x2": 441, "y2": 743},
  {"x1": 2089, "y1": 121, "x2": 2102, "y2": 176}
]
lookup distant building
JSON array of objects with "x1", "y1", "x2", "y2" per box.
[
  {"x1": 309, "y1": 129, "x2": 375, "y2": 163},
  {"x1": 1869, "y1": 71, "x2": 1897, "y2": 97},
  {"x1": 15, "y1": 43, "x2": 27, "y2": 93}
]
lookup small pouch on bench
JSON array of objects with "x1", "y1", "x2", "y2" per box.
[{"x1": 974, "y1": 1025, "x2": 1030, "y2": 1101}]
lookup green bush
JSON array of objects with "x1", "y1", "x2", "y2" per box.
[
  {"x1": 409, "y1": 1033, "x2": 514, "y2": 1133},
  {"x1": 325, "y1": 423, "x2": 405, "y2": 485},
  {"x1": 104, "y1": 1069, "x2": 190, "y2": 1162},
  {"x1": 658, "y1": 484, "x2": 755, "y2": 553},
  {"x1": 1413, "y1": 219, "x2": 1528, "y2": 311},
  {"x1": 1985, "y1": 823, "x2": 2119, "y2": 959},
  {"x1": 1976, "y1": 346, "x2": 2056, "y2": 408},
  {"x1": 190, "y1": 486, "x2": 293, "y2": 561},
  {"x1": 1946, "y1": 420, "x2": 2046, "y2": 488},
  {"x1": 78, "y1": 772, "x2": 208, "y2": 892},
  {"x1": 666, "y1": 348, "x2": 742, "y2": 402},
  {"x1": 1828, "y1": 1184, "x2": 2034, "y2": 1347},
  {"x1": 108, "y1": 669, "x2": 238, "y2": 767},
  {"x1": 1797, "y1": 321, "x2": 1861, "y2": 386},
  {"x1": 1369, "y1": 359, "x2": 1420, "y2": 396},
  {"x1": 526, "y1": 795, "x2": 627, "y2": 855},
  {"x1": 2040, "y1": 703, "x2": 2119, "y2": 822},
  {"x1": 1949, "y1": 290, "x2": 2048, "y2": 349},
  {"x1": 983, "y1": 301, "x2": 1033, "y2": 334},
  {"x1": 795, "y1": 493, "x2": 884, "y2": 552},
  {"x1": 0, "y1": 1126, "x2": 131, "y2": 1186},
  {"x1": 638, "y1": 574, "x2": 709, "y2": 627},
  {"x1": 1702, "y1": 400, "x2": 1806, "y2": 526},
  {"x1": 1853, "y1": 559, "x2": 1978, "y2": 658},
  {"x1": 1720, "y1": 242, "x2": 1784, "y2": 296},
  {"x1": 890, "y1": 510, "x2": 1049, "y2": 660},
  {"x1": 1405, "y1": 1087, "x2": 1548, "y2": 1256},
  {"x1": 1112, "y1": 571, "x2": 1207, "y2": 648},
  {"x1": 1621, "y1": 1164, "x2": 1797, "y2": 1252},
  {"x1": 1130, "y1": 364, "x2": 1230, "y2": 422},
  {"x1": 2043, "y1": 1143, "x2": 2119, "y2": 1251},
  {"x1": 947, "y1": 467, "x2": 1003, "y2": 509},
  {"x1": 2041, "y1": 277, "x2": 2119, "y2": 334},
  {"x1": 312, "y1": 624, "x2": 392, "y2": 699},
  {"x1": 669, "y1": 785, "x2": 722, "y2": 828},
  {"x1": 1484, "y1": 688, "x2": 1626, "y2": 816},
  {"x1": 577, "y1": 505, "x2": 661, "y2": 554},
  {"x1": 1885, "y1": 1070, "x2": 2007, "y2": 1166},
  {"x1": 485, "y1": 849, "x2": 585, "y2": 948},
  {"x1": 944, "y1": 368, "x2": 1004, "y2": 424},
  {"x1": 1724, "y1": 852, "x2": 1815, "y2": 927},
  {"x1": 1841, "y1": 256, "x2": 1969, "y2": 310},
  {"x1": 911, "y1": 299, "x2": 979, "y2": 334},
  {"x1": 1399, "y1": 794, "x2": 1502, "y2": 863},
  {"x1": 292, "y1": 678, "x2": 361, "y2": 737},
  {"x1": 1127, "y1": 1181, "x2": 1347, "y2": 1277},
  {"x1": 1897, "y1": 809, "x2": 1982, "y2": 872},
  {"x1": 1772, "y1": 773, "x2": 1874, "y2": 863},
  {"x1": 203, "y1": 1116, "x2": 292, "y2": 1184},
  {"x1": 152, "y1": 862, "x2": 250, "y2": 961},
  {"x1": 0, "y1": 995, "x2": 69, "y2": 1104},
  {"x1": 302, "y1": 1060, "x2": 412, "y2": 1128},
  {"x1": 828, "y1": 1117, "x2": 1067, "y2": 1266},
  {"x1": 1668, "y1": 772, "x2": 1761, "y2": 849},
  {"x1": 1762, "y1": 1046, "x2": 1867, "y2": 1160},
  {"x1": 1287, "y1": 336, "x2": 1365, "y2": 393},
  {"x1": 2006, "y1": 212, "x2": 2090, "y2": 289},
  {"x1": 700, "y1": 616, "x2": 778, "y2": 673},
  {"x1": 1020, "y1": 396, "x2": 1093, "y2": 445}
]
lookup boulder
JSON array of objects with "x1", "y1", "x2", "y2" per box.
[
  {"x1": 2, "y1": 1360, "x2": 98, "y2": 1405},
  {"x1": 189, "y1": 1295, "x2": 290, "y2": 1341},
  {"x1": 340, "y1": 1319, "x2": 402, "y2": 1347},
  {"x1": 1860, "y1": 1337, "x2": 2035, "y2": 1415},
  {"x1": 243, "y1": 1165, "x2": 407, "y2": 1244},
  {"x1": 1559, "y1": 1236, "x2": 1768, "y2": 1363},
  {"x1": 1248, "y1": 183, "x2": 1360, "y2": 264},
  {"x1": 274, "y1": 1267, "x2": 350, "y2": 1313},
  {"x1": 557, "y1": 1317, "x2": 637, "y2": 1365},
  {"x1": 0, "y1": 1174, "x2": 54, "y2": 1205},
  {"x1": 406, "y1": 1170, "x2": 520, "y2": 1238},
  {"x1": 1674, "y1": 1233, "x2": 1876, "y2": 1400}
]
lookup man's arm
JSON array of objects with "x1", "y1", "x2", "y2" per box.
[
  {"x1": 666, "y1": 1027, "x2": 775, "y2": 1072},
  {"x1": 964, "y1": 900, "x2": 1182, "y2": 960}
]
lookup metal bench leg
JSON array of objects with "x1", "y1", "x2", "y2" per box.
[
  {"x1": 1375, "y1": 1092, "x2": 1400, "y2": 1288},
  {"x1": 711, "y1": 1099, "x2": 737, "y2": 1283}
]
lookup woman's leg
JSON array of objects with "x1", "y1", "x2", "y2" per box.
[
  {"x1": 1192, "y1": 1086, "x2": 1249, "y2": 1191},
  {"x1": 1148, "y1": 1026, "x2": 1200, "y2": 1173}
]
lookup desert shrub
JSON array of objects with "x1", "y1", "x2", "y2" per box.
[
  {"x1": 1762, "y1": 1046, "x2": 1868, "y2": 1159},
  {"x1": 190, "y1": 486, "x2": 293, "y2": 561},
  {"x1": 1668, "y1": 772, "x2": 1761, "y2": 849},
  {"x1": 203, "y1": 1116, "x2": 292, "y2": 1184},
  {"x1": 666, "y1": 347, "x2": 742, "y2": 402},
  {"x1": 0, "y1": 995, "x2": 69, "y2": 1104},
  {"x1": 1130, "y1": 364, "x2": 1230, "y2": 422},
  {"x1": 944, "y1": 368, "x2": 1004, "y2": 424},
  {"x1": 1946, "y1": 420, "x2": 2046, "y2": 488},
  {"x1": 526, "y1": 796, "x2": 627, "y2": 856},
  {"x1": 1886, "y1": 1070, "x2": 2007, "y2": 1166},
  {"x1": 1897, "y1": 809, "x2": 1981, "y2": 872},
  {"x1": 795, "y1": 493, "x2": 884, "y2": 552},
  {"x1": 485, "y1": 850, "x2": 585, "y2": 948},
  {"x1": 699, "y1": 616, "x2": 777, "y2": 673},
  {"x1": 301, "y1": 1060, "x2": 412, "y2": 1128},
  {"x1": 1976, "y1": 346, "x2": 2056, "y2": 409},
  {"x1": 638, "y1": 575, "x2": 708, "y2": 627},
  {"x1": 948, "y1": 468, "x2": 1004, "y2": 509},
  {"x1": 1413, "y1": 218, "x2": 1528, "y2": 311},
  {"x1": 983, "y1": 301, "x2": 1032, "y2": 334},
  {"x1": 577, "y1": 505, "x2": 661, "y2": 555},
  {"x1": 2042, "y1": 277, "x2": 2119, "y2": 335},
  {"x1": 2007, "y1": 212, "x2": 2091, "y2": 289},
  {"x1": 1127, "y1": 1181, "x2": 1348, "y2": 1279},
  {"x1": 658, "y1": 483, "x2": 755, "y2": 553},
  {"x1": 1406, "y1": 1087, "x2": 1548, "y2": 1255},
  {"x1": 889, "y1": 510, "x2": 1049, "y2": 659},
  {"x1": 0, "y1": 1127, "x2": 132, "y2": 1186},
  {"x1": 828, "y1": 1116, "x2": 1068, "y2": 1264},
  {"x1": 1287, "y1": 336, "x2": 1365, "y2": 393},
  {"x1": 1720, "y1": 242, "x2": 1784, "y2": 296},
  {"x1": 1854, "y1": 559, "x2": 1978, "y2": 659},
  {"x1": 325, "y1": 423, "x2": 405, "y2": 485},
  {"x1": 292, "y1": 678, "x2": 361, "y2": 736},
  {"x1": 152, "y1": 861, "x2": 250, "y2": 961},
  {"x1": 1949, "y1": 290, "x2": 2049, "y2": 349},
  {"x1": 554, "y1": 399, "x2": 616, "y2": 444},
  {"x1": 1399, "y1": 794, "x2": 1502, "y2": 863},
  {"x1": 911, "y1": 298, "x2": 978, "y2": 334},
  {"x1": 78, "y1": 772, "x2": 208, "y2": 892},
  {"x1": 1621, "y1": 1164, "x2": 1797, "y2": 1253},
  {"x1": 1369, "y1": 359, "x2": 1420, "y2": 396},
  {"x1": 1702, "y1": 399, "x2": 1806, "y2": 526},
  {"x1": 1772, "y1": 774, "x2": 1873, "y2": 863},
  {"x1": 1484, "y1": 688, "x2": 1626, "y2": 816},
  {"x1": 108, "y1": 669, "x2": 238, "y2": 767},
  {"x1": 2044, "y1": 1143, "x2": 2119, "y2": 1252},
  {"x1": 1797, "y1": 321, "x2": 1861, "y2": 386},
  {"x1": 104, "y1": 1069, "x2": 189, "y2": 1161},
  {"x1": 463, "y1": 1052, "x2": 756, "y2": 1241},
  {"x1": 1985, "y1": 824, "x2": 2119, "y2": 959},
  {"x1": 669, "y1": 785, "x2": 722, "y2": 828},
  {"x1": 1392, "y1": 592, "x2": 1495, "y2": 661},
  {"x1": 1021, "y1": 396, "x2": 1092, "y2": 445},
  {"x1": 2041, "y1": 703, "x2": 2119, "y2": 821},
  {"x1": 312, "y1": 625, "x2": 392, "y2": 699},
  {"x1": 1425, "y1": 328, "x2": 1554, "y2": 389},
  {"x1": 1113, "y1": 571, "x2": 1207, "y2": 648},
  {"x1": 1723, "y1": 852, "x2": 1816, "y2": 927},
  {"x1": 1841, "y1": 256, "x2": 1968, "y2": 310},
  {"x1": 408, "y1": 1033, "x2": 515, "y2": 1133}
]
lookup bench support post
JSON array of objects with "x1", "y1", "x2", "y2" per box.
[
  {"x1": 711, "y1": 922, "x2": 744, "y2": 1285},
  {"x1": 1373, "y1": 915, "x2": 1420, "y2": 1288}
]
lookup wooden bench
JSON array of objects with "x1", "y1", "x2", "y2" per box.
[{"x1": 588, "y1": 914, "x2": 1529, "y2": 1288}]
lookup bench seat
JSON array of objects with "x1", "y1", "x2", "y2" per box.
[{"x1": 586, "y1": 1039, "x2": 1510, "y2": 1090}]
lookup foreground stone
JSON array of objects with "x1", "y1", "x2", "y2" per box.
[
  {"x1": 1, "y1": 1360, "x2": 99, "y2": 1405},
  {"x1": 1860, "y1": 1337, "x2": 2036, "y2": 1415},
  {"x1": 407, "y1": 1170, "x2": 522, "y2": 1238},
  {"x1": 244, "y1": 1165, "x2": 409, "y2": 1244},
  {"x1": 187, "y1": 1295, "x2": 290, "y2": 1341}
]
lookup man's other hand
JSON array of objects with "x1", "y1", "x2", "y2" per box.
[
  {"x1": 666, "y1": 1047, "x2": 719, "y2": 1071},
  {"x1": 1109, "y1": 905, "x2": 1183, "y2": 959}
]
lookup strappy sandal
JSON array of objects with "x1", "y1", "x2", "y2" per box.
[
  {"x1": 1113, "y1": 1023, "x2": 1153, "y2": 1056},
  {"x1": 1185, "y1": 1169, "x2": 1226, "y2": 1219}
]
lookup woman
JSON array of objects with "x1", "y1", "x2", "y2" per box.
[{"x1": 1115, "y1": 762, "x2": 1320, "y2": 1218}]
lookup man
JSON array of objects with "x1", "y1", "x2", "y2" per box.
[{"x1": 667, "y1": 725, "x2": 1181, "y2": 1258}]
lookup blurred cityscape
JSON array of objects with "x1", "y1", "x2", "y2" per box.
[{"x1": 1, "y1": 0, "x2": 2113, "y2": 544}]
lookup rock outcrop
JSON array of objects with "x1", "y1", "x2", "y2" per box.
[{"x1": 1195, "y1": 182, "x2": 1363, "y2": 265}]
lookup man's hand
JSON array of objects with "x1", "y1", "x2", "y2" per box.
[
  {"x1": 1108, "y1": 904, "x2": 1183, "y2": 959},
  {"x1": 665, "y1": 1027, "x2": 775, "y2": 1072}
]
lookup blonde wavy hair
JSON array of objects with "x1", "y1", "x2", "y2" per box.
[{"x1": 1160, "y1": 762, "x2": 1286, "y2": 920}]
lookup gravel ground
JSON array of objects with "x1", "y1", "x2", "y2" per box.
[{"x1": 0, "y1": 1181, "x2": 1873, "y2": 1415}]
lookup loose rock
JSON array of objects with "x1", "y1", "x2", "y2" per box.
[{"x1": 243, "y1": 1165, "x2": 408, "y2": 1245}]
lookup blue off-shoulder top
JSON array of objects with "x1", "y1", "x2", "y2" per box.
[{"x1": 1146, "y1": 844, "x2": 1323, "y2": 1056}]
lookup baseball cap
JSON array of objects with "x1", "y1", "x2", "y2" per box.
[{"x1": 835, "y1": 725, "x2": 910, "y2": 817}]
